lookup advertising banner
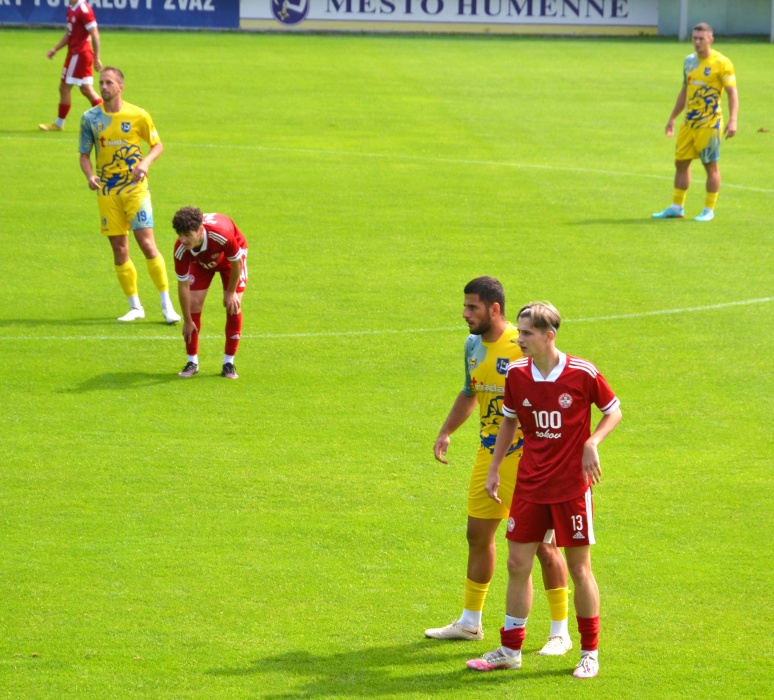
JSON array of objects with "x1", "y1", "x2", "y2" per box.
[
  {"x1": 241, "y1": 0, "x2": 658, "y2": 35},
  {"x1": 0, "y1": 0, "x2": 239, "y2": 29}
]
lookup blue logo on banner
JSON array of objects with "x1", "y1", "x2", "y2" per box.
[
  {"x1": 496, "y1": 358, "x2": 509, "y2": 375},
  {"x1": 271, "y1": 0, "x2": 309, "y2": 25},
  {"x1": 121, "y1": 122, "x2": 131, "y2": 133}
]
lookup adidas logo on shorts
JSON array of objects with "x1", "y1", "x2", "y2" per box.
[{"x1": 573, "y1": 531, "x2": 585, "y2": 540}]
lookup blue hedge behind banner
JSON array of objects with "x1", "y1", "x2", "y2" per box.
[{"x1": 0, "y1": 0, "x2": 239, "y2": 29}]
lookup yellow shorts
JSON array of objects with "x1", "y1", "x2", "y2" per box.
[
  {"x1": 467, "y1": 446, "x2": 521, "y2": 520},
  {"x1": 97, "y1": 186, "x2": 154, "y2": 237},
  {"x1": 675, "y1": 122, "x2": 722, "y2": 163}
]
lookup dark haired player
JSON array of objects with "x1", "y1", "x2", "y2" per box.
[{"x1": 172, "y1": 207, "x2": 248, "y2": 380}]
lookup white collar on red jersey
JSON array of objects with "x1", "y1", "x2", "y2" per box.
[
  {"x1": 71, "y1": 0, "x2": 88, "y2": 11},
  {"x1": 530, "y1": 352, "x2": 566, "y2": 383},
  {"x1": 189, "y1": 230, "x2": 210, "y2": 257}
]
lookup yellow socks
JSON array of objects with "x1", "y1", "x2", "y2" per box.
[
  {"x1": 463, "y1": 577, "x2": 490, "y2": 612},
  {"x1": 545, "y1": 587, "x2": 570, "y2": 636},
  {"x1": 145, "y1": 253, "x2": 170, "y2": 293},
  {"x1": 672, "y1": 188, "x2": 688, "y2": 208},
  {"x1": 114, "y1": 260, "x2": 138, "y2": 298},
  {"x1": 705, "y1": 191, "x2": 719, "y2": 211},
  {"x1": 458, "y1": 578, "x2": 490, "y2": 630}
]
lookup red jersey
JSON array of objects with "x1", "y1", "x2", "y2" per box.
[
  {"x1": 502, "y1": 353, "x2": 620, "y2": 504},
  {"x1": 173, "y1": 213, "x2": 247, "y2": 281},
  {"x1": 66, "y1": 0, "x2": 97, "y2": 54}
]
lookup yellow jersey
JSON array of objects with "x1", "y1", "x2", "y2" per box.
[
  {"x1": 683, "y1": 49, "x2": 736, "y2": 129},
  {"x1": 463, "y1": 323, "x2": 524, "y2": 453},
  {"x1": 79, "y1": 101, "x2": 160, "y2": 195}
]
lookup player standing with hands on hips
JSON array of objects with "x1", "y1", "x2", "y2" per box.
[
  {"x1": 466, "y1": 302, "x2": 621, "y2": 679},
  {"x1": 39, "y1": 0, "x2": 103, "y2": 132},
  {"x1": 172, "y1": 207, "x2": 248, "y2": 380},
  {"x1": 79, "y1": 67, "x2": 181, "y2": 324},
  {"x1": 652, "y1": 22, "x2": 738, "y2": 222},
  {"x1": 425, "y1": 278, "x2": 571, "y2": 656}
]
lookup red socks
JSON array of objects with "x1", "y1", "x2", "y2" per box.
[
  {"x1": 225, "y1": 312, "x2": 242, "y2": 356},
  {"x1": 577, "y1": 615, "x2": 600, "y2": 652},
  {"x1": 57, "y1": 103, "x2": 71, "y2": 120},
  {"x1": 499, "y1": 626, "x2": 526, "y2": 651}
]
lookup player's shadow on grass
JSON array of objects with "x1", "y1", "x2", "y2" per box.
[
  {"x1": 0, "y1": 317, "x2": 176, "y2": 329},
  {"x1": 64, "y1": 371, "x2": 178, "y2": 393},
  {"x1": 205, "y1": 640, "x2": 569, "y2": 697},
  {"x1": 571, "y1": 218, "x2": 663, "y2": 226}
]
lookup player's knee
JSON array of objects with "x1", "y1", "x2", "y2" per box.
[
  {"x1": 535, "y1": 542, "x2": 562, "y2": 569},
  {"x1": 506, "y1": 552, "x2": 533, "y2": 580},
  {"x1": 566, "y1": 557, "x2": 593, "y2": 584},
  {"x1": 466, "y1": 525, "x2": 492, "y2": 551}
]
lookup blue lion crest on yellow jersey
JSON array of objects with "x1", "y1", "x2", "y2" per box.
[
  {"x1": 101, "y1": 145, "x2": 143, "y2": 194},
  {"x1": 686, "y1": 86, "x2": 721, "y2": 127}
]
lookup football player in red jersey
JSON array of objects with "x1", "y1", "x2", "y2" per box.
[
  {"x1": 172, "y1": 207, "x2": 249, "y2": 380},
  {"x1": 467, "y1": 302, "x2": 621, "y2": 680},
  {"x1": 39, "y1": 0, "x2": 103, "y2": 132}
]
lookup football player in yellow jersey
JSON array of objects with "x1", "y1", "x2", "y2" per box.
[
  {"x1": 652, "y1": 22, "x2": 738, "y2": 222},
  {"x1": 79, "y1": 66, "x2": 180, "y2": 324},
  {"x1": 425, "y1": 277, "x2": 571, "y2": 656}
]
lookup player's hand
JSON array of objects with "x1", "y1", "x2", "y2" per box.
[
  {"x1": 182, "y1": 319, "x2": 198, "y2": 343},
  {"x1": 433, "y1": 434, "x2": 450, "y2": 464},
  {"x1": 223, "y1": 292, "x2": 241, "y2": 315},
  {"x1": 86, "y1": 175, "x2": 100, "y2": 191},
  {"x1": 724, "y1": 119, "x2": 737, "y2": 139},
  {"x1": 665, "y1": 121, "x2": 675, "y2": 137},
  {"x1": 46, "y1": 48, "x2": 56, "y2": 59},
  {"x1": 131, "y1": 166, "x2": 147, "y2": 183},
  {"x1": 485, "y1": 472, "x2": 501, "y2": 503},
  {"x1": 582, "y1": 441, "x2": 602, "y2": 485},
  {"x1": 94, "y1": 57, "x2": 103, "y2": 72}
]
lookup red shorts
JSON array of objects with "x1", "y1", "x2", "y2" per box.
[
  {"x1": 187, "y1": 255, "x2": 248, "y2": 294},
  {"x1": 506, "y1": 489, "x2": 595, "y2": 547},
  {"x1": 61, "y1": 50, "x2": 94, "y2": 85}
]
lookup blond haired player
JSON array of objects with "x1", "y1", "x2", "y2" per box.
[
  {"x1": 425, "y1": 277, "x2": 571, "y2": 656},
  {"x1": 652, "y1": 22, "x2": 738, "y2": 222},
  {"x1": 79, "y1": 67, "x2": 180, "y2": 324},
  {"x1": 467, "y1": 302, "x2": 621, "y2": 679}
]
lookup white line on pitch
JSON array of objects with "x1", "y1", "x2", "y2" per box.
[
  {"x1": 6, "y1": 136, "x2": 772, "y2": 194},
  {"x1": 0, "y1": 297, "x2": 770, "y2": 342},
  {"x1": 187, "y1": 142, "x2": 774, "y2": 194}
]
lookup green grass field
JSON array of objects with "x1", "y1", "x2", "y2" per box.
[{"x1": 1, "y1": 27, "x2": 772, "y2": 699}]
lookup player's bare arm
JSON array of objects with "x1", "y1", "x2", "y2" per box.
[
  {"x1": 79, "y1": 153, "x2": 100, "y2": 191},
  {"x1": 725, "y1": 85, "x2": 739, "y2": 138},
  {"x1": 47, "y1": 32, "x2": 68, "y2": 59},
  {"x1": 665, "y1": 86, "x2": 687, "y2": 137},
  {"x1": 433, "y1": 392, "x2": 477, "y2": 464},
  {"x1": 484, "y1": 415, "x2": 519, "y2": 503},
  {"x1": 132, "y1": 142, "x2": 163, "y2": 183},
  {"x1": 177, "y1": 281, "x2": 197, "y2": 343},
  {"x1": 581, "y1": 408, "x2": 622, "y2": 485},
  {"x1": 222, "y1": 256, "x2": 243, "y2": 315},
  {"x1": 89, "y1": 26, "x2": 102, "y2": 71}
]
